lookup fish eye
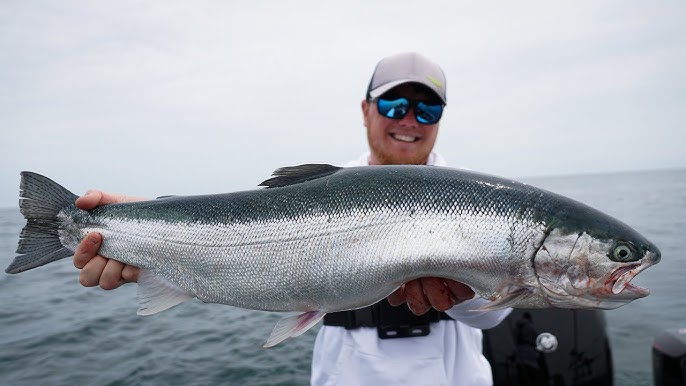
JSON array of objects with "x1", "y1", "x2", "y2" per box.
[{"x1": 612, "y1": 244, "x2": 634, "y2": 262}]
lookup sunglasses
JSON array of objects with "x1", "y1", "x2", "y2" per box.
[{"x1": 376, "y1": 97, "x2": 444, "y2": 125}]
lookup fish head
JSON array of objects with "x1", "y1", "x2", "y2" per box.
[{"x1": 533, "y1": 205, "x2": 661, "y2": 310}]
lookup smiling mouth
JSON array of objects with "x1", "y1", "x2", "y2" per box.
[{"x1": 391, "y1": 133, "x2": 419, "y2": 143}]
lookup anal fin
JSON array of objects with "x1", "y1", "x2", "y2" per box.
[{"x1": 263, "y1": 310, "x2": 327, "y2": 348}]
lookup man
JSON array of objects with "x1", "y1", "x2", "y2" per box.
[
  {"x1": 311, "y1": 53, "x2": 510, "y2": 385},
  {"x1": 73, "y1": 52, "x2": 510, "y2": 385}
]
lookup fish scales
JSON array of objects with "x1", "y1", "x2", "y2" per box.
[
  {"x1": 6, "y1": 165, "x2": 660, "y2": 346},
  {"x1": 66, "y1": 166, "x2": 542, "y2": 311}
]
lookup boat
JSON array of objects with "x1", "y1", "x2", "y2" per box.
[
  {"x1": 483, "y1": 309, "x2": 613, "y2": 385},
  {"x1": 652, "y1": 327, "x2": 686, "y2": 385}
]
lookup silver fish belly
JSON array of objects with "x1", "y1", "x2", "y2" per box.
[{"x1": 5, "y1": 164, "x2": 661, "y2": 346}]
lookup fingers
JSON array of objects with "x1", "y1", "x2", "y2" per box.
[
  {"x1": 387, "y1": 285, "x2": 406, "y2": 306},
  {"x1": 404, "y1": 279, "x2": 431, "y2": 315},
  {"x1": 421, "y1": 277, "x2": 455, "y2": 311},
  {"x1": 74, "y1": 231, "x2": 139, "y2": 289},
  {"x1": 99, "y1": 259, "x2": 128, "y2": 290},
  {"x1": 122, "y1": 265, "x2": 141, "y2": 283},
  {"x1": 445, "y1": 279, "x2": 475, "y2": 304},
  {"x1": 80, "y1": 257, "x2": 128, "y2": 290},
  {"x1": 75, "y1": 189, "x2": 146, "y2": 210},
  {"x1": 389, "y1": 277, "x2": 476, "y2": 315},
  {"x1": 74, "y1": 233, "x2": 102, "y2": 269},
  {"x1": 79, "y1": 254, "x2": 108, "y2": 287},
  {"x1": 73, "y1": 190, "x2": 145, "y2": 289},
  {"x1": 405, "y1": 277, "x2": 456, "y2": 314},
  {"x1": 75, "y1": 190, "x2": 105, "y2": 210}
]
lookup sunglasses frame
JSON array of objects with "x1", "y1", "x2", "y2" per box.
[{"x1": 374, "y1": 97, "x2": 444, "y2": 125}]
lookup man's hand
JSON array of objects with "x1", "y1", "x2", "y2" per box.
[
  {"x1": 73, "y1": 190, "x2": 144, "y2": 290},
  {"x1": 387, "y1": 277, "x2": 475, "y2": 315}
]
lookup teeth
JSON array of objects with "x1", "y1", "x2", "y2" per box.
[{"x1": 392, "y1": 134, "x2": 417, "y2": 143}]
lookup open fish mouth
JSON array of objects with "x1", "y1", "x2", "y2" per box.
[{"x1": 607, "y1": 264, "x2": 650, "y2": 297}]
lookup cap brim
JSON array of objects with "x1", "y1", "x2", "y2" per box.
[{"x1": 368, "y1": 79, "x2": 446, "y2": 104}]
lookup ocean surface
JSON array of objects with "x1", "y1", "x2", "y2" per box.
[{"x1": 0, "y1": 168, "x2": 684, "y2": 386}]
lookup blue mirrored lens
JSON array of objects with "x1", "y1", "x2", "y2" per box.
[
  {"x1": 416, "y1": 102, "x2": 443, "y2": 124},
  {"x1": 377, "y1": 98, "x2": 410, "y2": 119},
  {"x1": 377, "y1": 98, "x2": 443, "y2": 124}
]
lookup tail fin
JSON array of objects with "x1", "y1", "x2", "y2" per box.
[{"x1": 5, "y1": 172, "x2": 79, "y2": 274}]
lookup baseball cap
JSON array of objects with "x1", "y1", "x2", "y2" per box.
[{"x1": 366, "y1": 52, "x2": 447, "y2": 104}]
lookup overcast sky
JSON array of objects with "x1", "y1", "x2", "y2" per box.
[{"x1": 1, "y1": 1, "x2": 684, "y2": 208}]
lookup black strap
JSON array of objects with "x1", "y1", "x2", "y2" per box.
[{"x1": 323, "y1": 300, "x2": 452, "y2": 339}]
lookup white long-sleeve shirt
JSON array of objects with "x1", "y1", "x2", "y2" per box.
[{"x1": 310, "y1": 152, "x2": 512, "y2": 386}]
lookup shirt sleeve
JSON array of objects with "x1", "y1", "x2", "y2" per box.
[{"x1": 444, "y1": 298, "x2": 512, "y2": 329}]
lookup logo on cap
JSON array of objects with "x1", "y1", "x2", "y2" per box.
[{"x1": 426, "y1": 75, "x2": 444, "y2": 89}]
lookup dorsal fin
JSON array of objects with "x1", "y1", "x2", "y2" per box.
[{"x1": 259, "y1": 164, "x2": 342, "y2": 188}]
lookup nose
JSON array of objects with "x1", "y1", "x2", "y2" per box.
[{"x1": 398, "y1": 107, "x2": 417, "y2": 127}]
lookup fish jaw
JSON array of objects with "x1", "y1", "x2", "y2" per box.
[
  {"x1": 600, "y1": 248, "x2": 659, "y2": 300},
  {"x1": 608, "y1": 263, "x2": 650, "y2": 296},
  {"x1": 533, "y1": 230, "x2": 660, "y2": 309}
]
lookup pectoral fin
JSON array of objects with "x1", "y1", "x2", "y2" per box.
[
  {"x1": 478, "y1": 287, "x2": 537, "y2": 311},
  {"x1": 263, "y1": 310, "x2": 327, "y2": 348}
]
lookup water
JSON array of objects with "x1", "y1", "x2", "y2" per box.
[{"x1": 1, "y1": 168, "x2": 684, "y2": 386}]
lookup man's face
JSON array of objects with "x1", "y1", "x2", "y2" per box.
[{"x1": 362, "y1": 83, "x2": 441, "y2": 165}]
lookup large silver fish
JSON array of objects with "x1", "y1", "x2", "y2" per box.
[{"x1": 6, "y1": 165, "x2": 660, "y2": 347}]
